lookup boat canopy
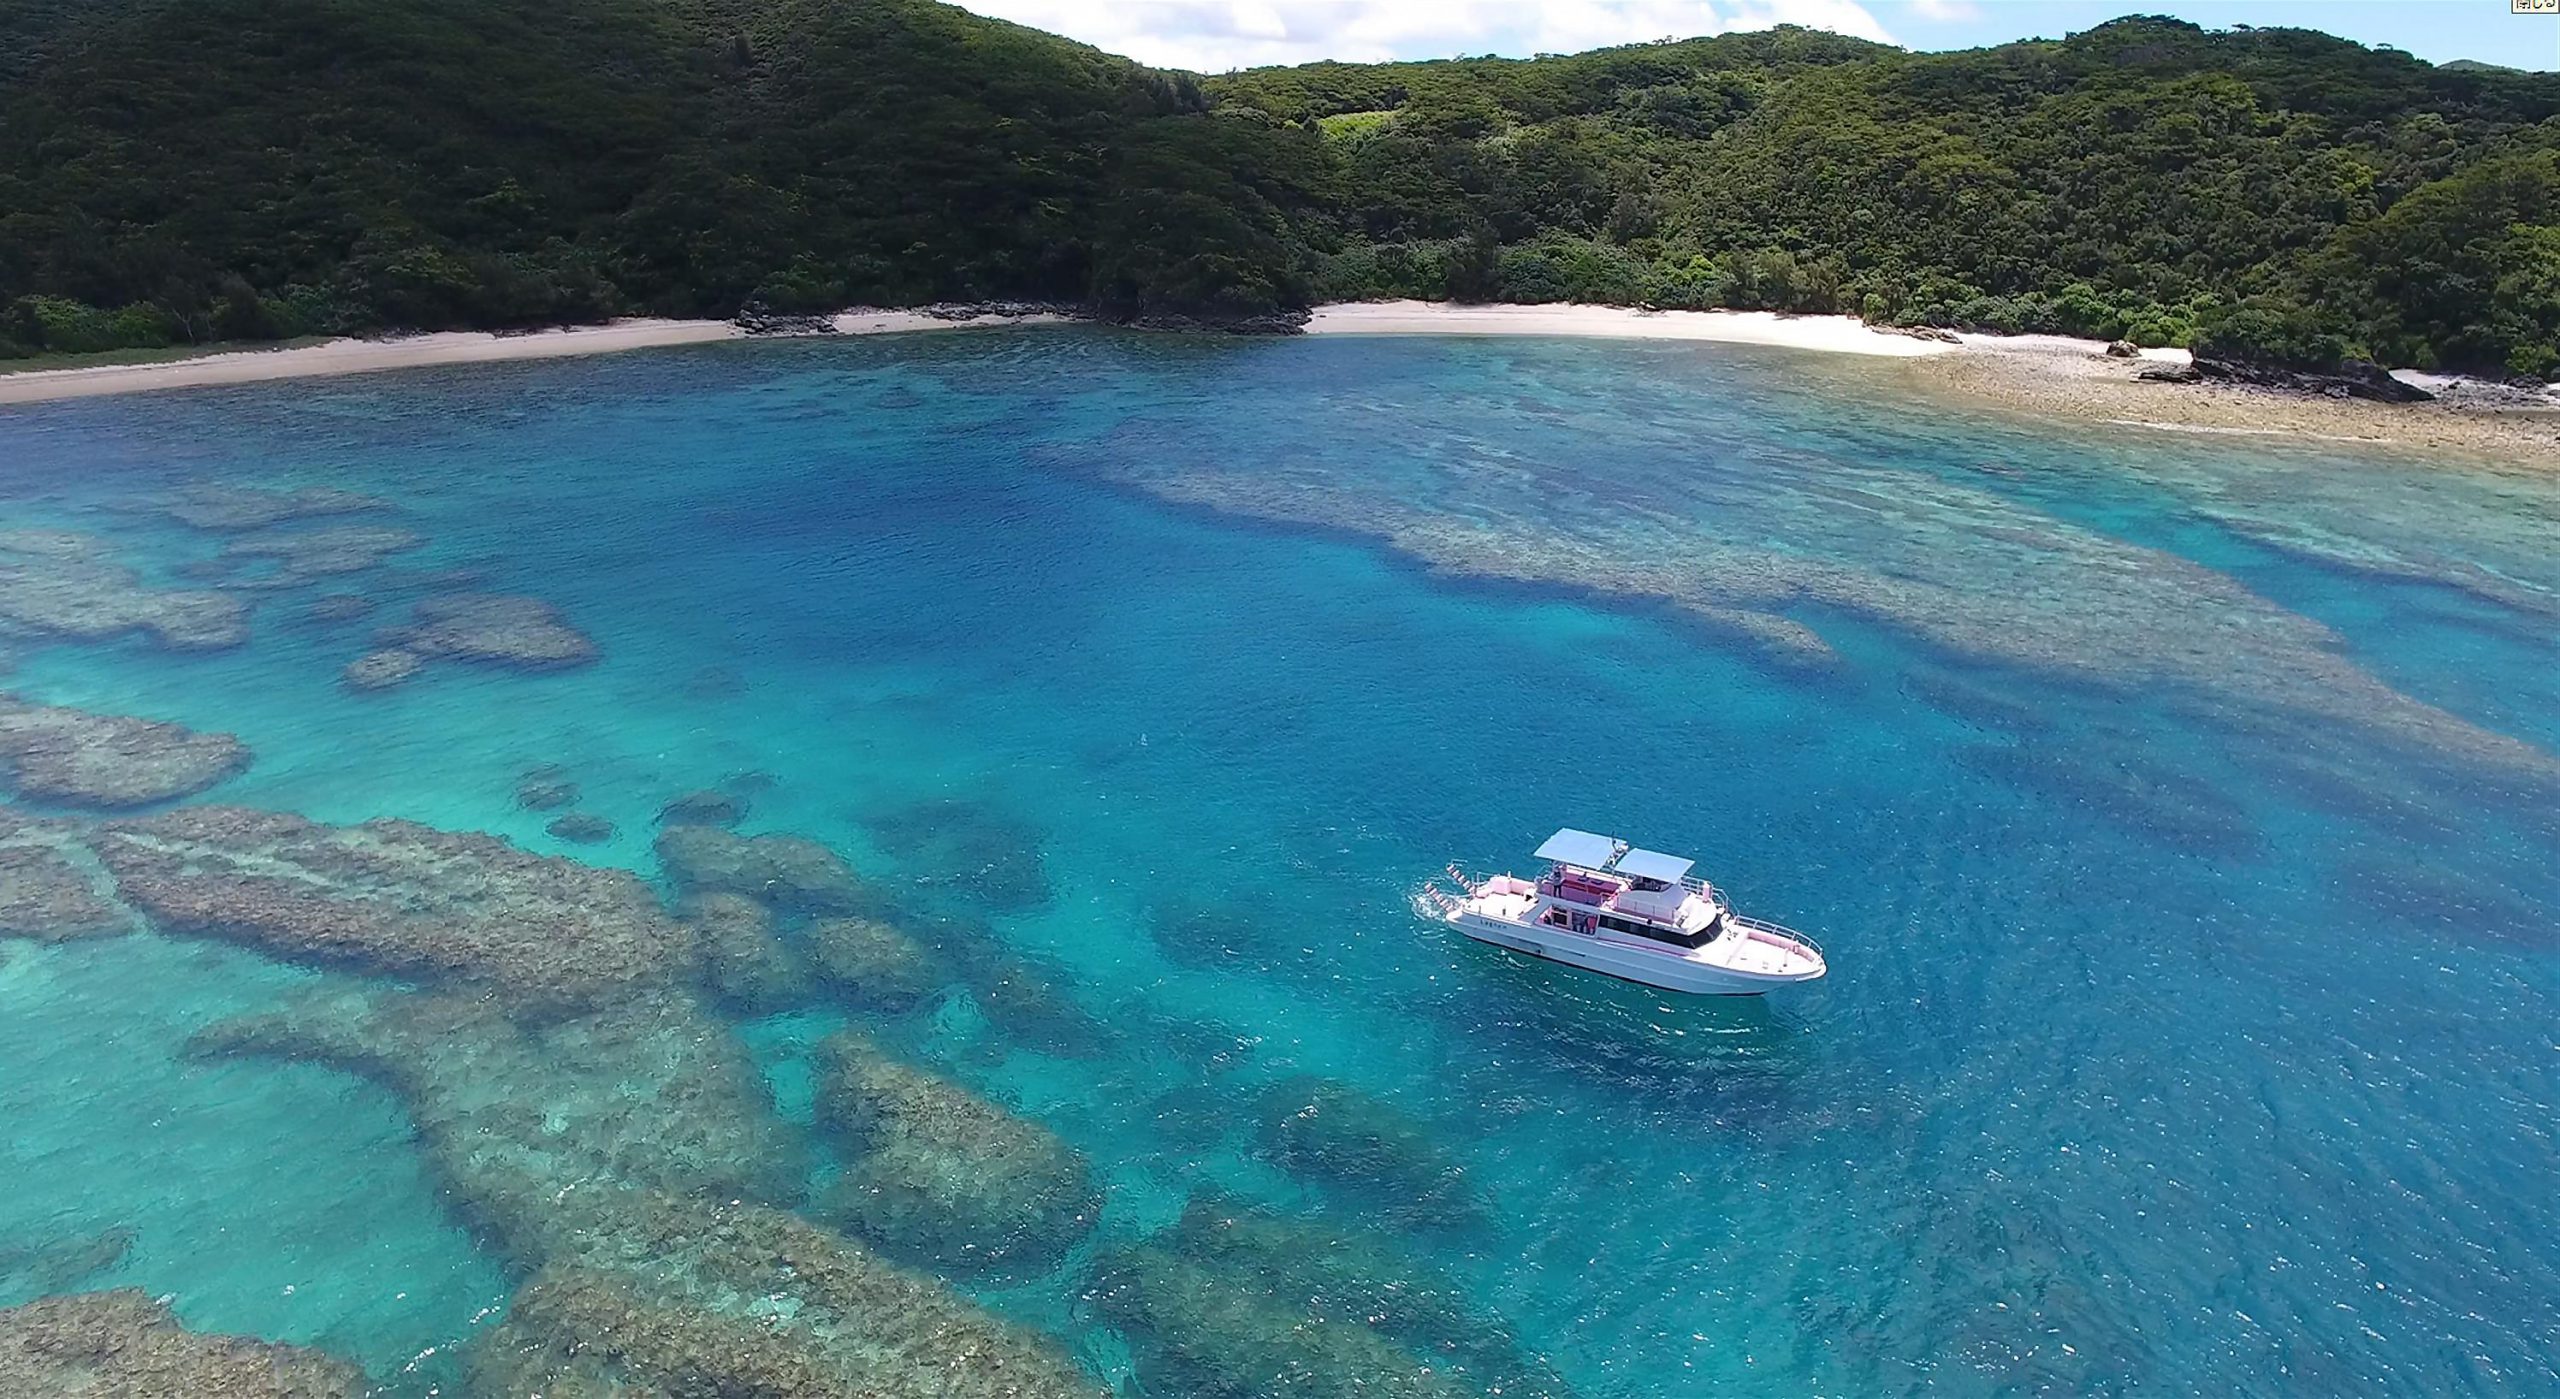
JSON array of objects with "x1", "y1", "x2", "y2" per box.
[
  {"x1": 1615, "y1": 848, "x2": 1695, "y2": 884},
  {"x1": 1534, "y1": 827, "x2": 1619, "y2": 869}
]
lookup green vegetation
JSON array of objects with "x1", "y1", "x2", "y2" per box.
[{"x1": 1, "y1": 4, "x2": 2553, "y2": 376}]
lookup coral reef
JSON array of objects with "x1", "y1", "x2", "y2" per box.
[
  {"x1": 0, "y1": 1289, "x2": 363, "y2": 1397},
  {"x1": 1087, "y1": 1244, "x2": 1478, "y2": 1399},
  {"x1": 862, "y1": 797, "x2": 1052, "y2": 911},
  {"x1": 683, "y1": 892, "x2": 810, "y2": 1012},
  {"x1": 151, "y1": 484, "x2": 386, "y2": 531},
  {"x1": 1168, "y1": 1195, "x2": 1579, "y2": 1398},
  {"x1": 1255, "y1": 1076, "x2": 1483, "y2": 1226},
  {"x1": 94, "y1": 806, "x2": 684, "y2": 1009},
  {"x1": 223, "y1": 524, "x2": 424, "y2": 578},
  {"x1": 379, "y1": 593, "x2": 599, "y2": 671},
  {"x1": 0, "y1": 697, "x2": 250, "y2": 807},
  {"x1": 816, "y1": 1032, "x2": 1096, "y2": 1272},
  {"x1": 545, "y1": 813, "x2": 614, "y2": 844},
  {"x1": 467, "y1": 1200, "x2": 1101, "y2": 1399},
  {"x1": 190, "y1": 987, "x2": 1096, "y2": 1398},
  {"x1": 655, "y1": 824, "x2": 864, "y2": 913},
  {"x1": 339, "y1": 648, "x2": 423, "y2": 691},
  {"x1": 0, "y1": 531, "x2": 247, "y2": 651},
  {"x1": 657, "y1": 788, "x2": 747, "y2": 827},
  {"x1": 0, "y1": 818, "x2": 135, "y2": 940},
  {"x1": 303, "y1": 593, "x2": 376, "y2": 623},
  {"x1": 807, "y1": 915, "x2": 940, "y2": 1011}
]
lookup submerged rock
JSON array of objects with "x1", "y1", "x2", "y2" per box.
[
  {"x1": 95, "y1": 806, "x2": 684, "y2": 1009},
  {"x1": 0, "y1": 1289, "x2": 363, "y2": 1398},
  {"x1": 683, "y1": 892, "x2": 810, "y2": 1012},
  {"x1": 222, "y1": 523, "x2": 425, "y2": 577},
  {"x1": 862, "y1": 797, "x2": 1052, "y2": 911},
  {"x1": 545, "y1": 813, "x2": 615, "y2": 844},
  {"x1": 807, "y1": 915, "x2": 940, "y2": 1011},
  {"x1": 0, "y1": 697, "x2": 250, "y2": 807},
  {"x1": 1089, "y1": 1244, "x2": 1477, "y2": 1399},
  {"x1": 0, "y1": 828, "x2": 135, "y2": 941},
  {"x1": 655, "y1": 824, "x2": 864, "y2": 912},
  {"x1": 817, "y1": 1031, "x2": 1096, "y2": 1272},
  {"x1": 0, "y1": 532, "x2": 247, "y2": 651},
  {"x1": 339, "y1": 647, "x2": 424, "y2": 691},
  {"x1": 302, "y1": 593, "x2": 376, "y2": 623},
  {"x1": 378, "y1": 593, "x2": 599, "y2": 672},
  {"x1": 0, "y1": 1223, "x2": 134, "y2": 1296},
  {"x1": 514, "y1": 774, "x2": 578, "y2": 810},
  {"x1": 656, "y1": 788, "x2": 747, "y2": 827},
  {"x1": 1169, "y1": 1194, "x2": 1579, "y2": 1399},
  {"x1": 1255, "y1": 1076, "x2": 1483, "y2": 1227},
  {"x1": 153, "y1": 484, "x2": 386, "y2": 532}
]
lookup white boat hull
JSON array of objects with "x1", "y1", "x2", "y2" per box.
[{"x1": 1450, "y1": 909, "x2": 1822, "y2": 996}]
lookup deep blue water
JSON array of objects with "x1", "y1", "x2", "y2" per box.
[{"x1": 0, "y1": 329, "x2": 2554, "y2": 1396}]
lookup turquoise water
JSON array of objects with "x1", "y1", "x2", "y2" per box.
[{"x1": 0, "y1": 329, "x2": 2554, "y2": 1395}]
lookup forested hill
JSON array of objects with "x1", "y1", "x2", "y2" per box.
[{"x1": 2, "y1": 4, "x2": 2554, "y2": 377}]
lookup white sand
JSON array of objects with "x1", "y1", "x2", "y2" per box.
[
  {"x1": 0, "y1": 319, "x2": 746, "y2": 404},
  {"x1": 1303, "y1": 300, "x2": 1958, "y2": 357}
]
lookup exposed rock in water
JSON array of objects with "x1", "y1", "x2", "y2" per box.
[
  {"x1": 807, "y1": 915, "x2": 941, "y2": 1011},
  {"x1": 94, "y1": 806, "x2": 685, "y2": 1010},
  {"x1": 151, "y1": 484, "x2": 386, "y2": 532},
  {"x1": 0, "y1": 1289, "x2": 364, "y2": 1398},
  {"x1": 2191, "y1": 355, "x2": 2433, "y2": 403},
  {"x1": 656, "y1": 787, "x2": 747, "y2": 827},
  {"x1": 377, "y1": 593, "x2": 599, "y2": 672},
  {"x1": 339, "y1": 648, "x2": 423, "y2": 691},
  {"x1": 0, "y1": 697, "x2": 250, "y2": 807},
  {"x1": 1089, "y1": 1243, "x2": 1478, "y2": 1399},
  {"x1": 0, "y1": 819, "x2": 136, "y2": 940},
  {"x1": 190, "y1": 986, "x2": 1095, "y2": 1398},
  {"x1": 302, "y1": 593, "x2": 376, "y2": 623},
  {"x1": 655, "y1": 823, "x2": 865, "y2": 913},
  {"x1": 683, "y1": 892, "x2": 810, "y2": 1012},
  {"x1": 0, "y1": 532, "x2": 247, "y2": 651},
  {"x1": 1255, "y1": 1076, "x2": 1484, "y2": 1228},
  {"x1": 816, "y1": 1031, "x2": 1097, "y2": 1273},
  {"x1": 545, "y1": 812, "x2": 614, "y2": 844},
  {"x1": 862, "y1": 797, "x2": 1052, "y2": 911},
  {"x1": 222, "y1": 523, "x2": 425, "y2": 578}
]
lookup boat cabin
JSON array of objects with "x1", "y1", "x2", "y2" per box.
[{"x1": 1529, "y1": 828, "x2": 1728, "y2": 949}]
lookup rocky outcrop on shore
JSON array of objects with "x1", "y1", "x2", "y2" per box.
[
  {"x1": 0, "y1": 697, "x2": 250, "y2": 807},
  {"x1": 0, "y1": 1289, "x2": 364, "y2": 1398},
  {"x1": 94, "y1": 806, "x2": 684, "y2": 1009},
  {"x1": 2190, "y1": 354, "x2": 2434, "y2": 403}
]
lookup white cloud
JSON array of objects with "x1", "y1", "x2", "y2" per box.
[
  {"x1": 954, "y1": 1, "x2": 1899, "y2": 73},
  {"x1": 1905, "y1": 0, "x2": 1981, "y2": 22}
]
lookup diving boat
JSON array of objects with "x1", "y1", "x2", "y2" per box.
[{"x1": 1425, "y1": 828, "x2": 1824, "y2": 995}]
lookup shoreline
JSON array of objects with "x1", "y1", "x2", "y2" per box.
[{"x1": 2, "y1": 301, "x2": 2550, "y2": 464}]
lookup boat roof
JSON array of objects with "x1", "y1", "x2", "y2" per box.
[
  {"x1": 1615, "y1": 848, "x2": 1695, "y2": 883},
  {"x1": 1534, "y1": 828, "x2": 1619, "y2": 868}
]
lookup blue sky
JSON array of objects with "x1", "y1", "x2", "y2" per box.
[{"x1": 956, "y1": 1, "x2": 2560, "y2": 73}]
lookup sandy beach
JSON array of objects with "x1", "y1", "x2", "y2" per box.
[{"x1": 3, "y1": 300, "x2": 2551, "y2": 466}]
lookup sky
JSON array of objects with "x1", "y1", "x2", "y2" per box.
[{"x1": 954, "y1": 1, "x2": 2560, "y2": 73}]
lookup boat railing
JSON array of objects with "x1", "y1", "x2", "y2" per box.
[{"x1": 1728, "y1": 913, "x2": 1823, "y2": 963}]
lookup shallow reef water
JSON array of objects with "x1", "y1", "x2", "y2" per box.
[{"x1": 0, "y1": 328, "x2": 2552, "y2": 1396}]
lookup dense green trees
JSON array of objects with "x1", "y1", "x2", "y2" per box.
[{"x1": 1, "y1": 5, "x2": 2552, "y2": 376}]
